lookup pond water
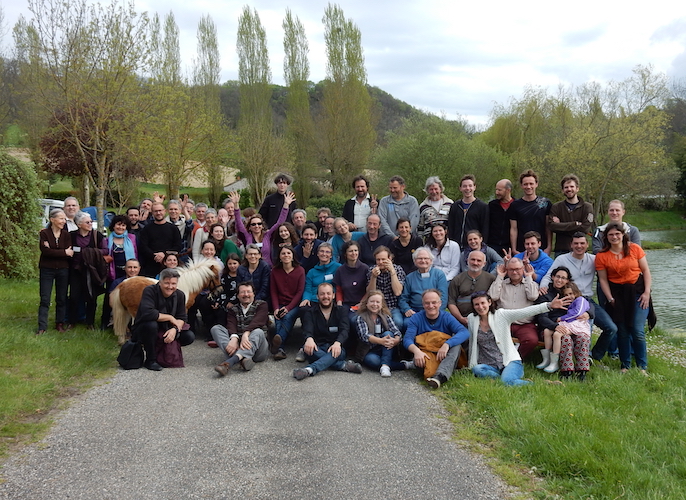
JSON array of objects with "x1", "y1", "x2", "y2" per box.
[{"x1": 641, "y1": 230, "x2": 686, "y2": 332}]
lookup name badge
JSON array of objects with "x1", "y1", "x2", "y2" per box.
[
  {"x1": 325, "y1": 274, "x2": 334, "y2": 280},
  {"x1": 329, "y1": 326, "x2": 338, "y2": 333},
  {"x1": 421, "y1": 272, "x2": 430, "y2": 279},
  {"x1": 375, "y1": 324, "x2": 382, "y2": 334},
  {"x1": 255, "y1": 242, "x2": 263, "y2": 248},
  {"x1": 439, "y1": 209, "x2": 448, "y2": 215}
]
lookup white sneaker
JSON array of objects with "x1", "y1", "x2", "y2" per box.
[
  {"x1": 380, "y1": 365, "x2": 392, "y2": 377},
  {"x1": 401, "y1": 359, "x2": 416, "y2": 370}
]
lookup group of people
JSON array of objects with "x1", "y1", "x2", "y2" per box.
[{"x1": 38, "y1": 169, "x2": 653, "y2": 384}]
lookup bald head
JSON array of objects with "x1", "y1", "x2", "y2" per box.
[
  {"x1": 467, "y1": 250, "x2": 486, "y2": 273},
  {"x1": 495, "y1": 179, "x2": 513, "y2": 202}
]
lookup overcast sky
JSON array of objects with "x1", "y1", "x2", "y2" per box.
[{"x1": 4, "y1": 0, "x2": 686, "y2": 125}]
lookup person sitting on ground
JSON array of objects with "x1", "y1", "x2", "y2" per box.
[
  {"x1": 403, "y1": 289, "x2": 470, "y2": 389},
  {"x1": 536, "y1": 281, "x2": 591, "y2": 379},
  {"x1": 448, "y1": 250, "x2": 496, "y2": 326},
  {"x1": 426, "y1": 223, "x2": 461, "y2": 281},
  {"x1": 292, "y1": 283, "x2": 363, "y2": 380},
  {"x1": 356, "y1": 291, "x2": 413, "y2": 377},
  {"x1": 132, "y1": 268, "x2": 195, "y2": 371},
  {"x1": 467, "y1": 291, "x2": 571, "y2": 386},
  {"x1": 211, "y1": 282, "x2": 270, "y2": 377},
  {"x1": 399, "y1": 247, "x2": 448, "y2": 322},
  {"x1": 458, "y1": 229, "x2": 503, "y2": 274},
  {"x1": 487, "y1": 257, "x2": 540, "y2": 360},
  {"x1": 269, "y1": 246, "x2": 305, "y2": 361},
  {"x1": 366, "y1": 246, "x2": 406, "y2": 330},
  {"x1": 513, "y1": 230, "x2": 553, "y2": 284}
]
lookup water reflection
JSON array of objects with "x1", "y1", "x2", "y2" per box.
[{"x1": 640, "y1": 230, "x2": 686, "y2": 332}]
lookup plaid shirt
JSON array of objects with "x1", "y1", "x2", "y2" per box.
[{"x1": 366, "y1": 264, "x2": 406, "y2": 309}]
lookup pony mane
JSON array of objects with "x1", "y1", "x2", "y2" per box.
[{"x1": 177, "y1": 258, "x2": 220, "y2": 296}]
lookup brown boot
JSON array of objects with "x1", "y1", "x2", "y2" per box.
[{"x1": 214, "y1": 362, "x2": 231, "y2": 377}]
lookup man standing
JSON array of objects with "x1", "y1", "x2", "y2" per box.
[
  {"x1": 293, "y1": 282, "x2": 362, "y2": 380},
  {"x1": 418, "y1": 176, "x2": 453, "y2": 240},
  {"x1": 548, "y1": 174, "x2": 594, "y2": 256},
  {"x1": 509, "y1": 169, "x2": 552, "y2": 254},
  {"x1": 378, "y1": 175, "x2": 420, "y2": 237},
  {"x1": 259, "y1": 173, "x2": 298, "y2": 228},
  {"x1": 513, "y1": 231, "x2": 553, "y2": 284},
  {"x1": 540, "y1": 232, "x2": 618, "y2": 362},
  {"x1": 448, "y1": 250, "x2": 496, "y2": 326},
  {"x1": 126, "y1": 207, "x2": 142, "y2": 237},
  {"x1": 315, "y1": 207, "x2": 331, "y2": 240},
  {"x1": 357, "y1": 214, "x2": 394, "y2": 266},
  {"x1": 63, "y1": 196, "x2": 80, "y2": 232},
  {"x1": 138, "y1": 203, "x2": 182, "y2": 277},
  {"x1": 322, "y1": 216, "x2": 336, "y2": 243},
  {"x1": 132, "y1": 268, "x2": 194, "y2": 371},
  {"x1": 592, "y1": 200, "x2": 641, "y2": 254},
  {"x1": 291, "y1": 209, "x2": 308, "y2": 237},
  {"x1": 138, "y1": 198, "x2": 154, "y2": 227},
  {"x1": 487, "y1": 258, "x2": 540, "y2": 360},
  {"x1": 486, "y1": 179, "x2": 513, "y2": 257},
  {"x1": 166, "y1": 199, "x2": 194, "y2": 263},
  {"x1": 191, "y1": 202, "x2": 208, "y2": 239},
  {"x1": 342, "y1": 175, "x2": 378, "y2": 231},
  {"x1": 211, "y1": 282, "x2": 270, "y2": 376},
  {"x1": 448, "y1": 174, "x2": 489, "y2": 248},
  {"x1": 403, "y1": 289, "x2": 470, "y2": 389}
]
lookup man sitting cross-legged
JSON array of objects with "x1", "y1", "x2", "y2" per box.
[
  {"x1": 211, "y1": 282, "x2": 270, "y2": 377},
  {"x1": 293, "y1": 282, "x2": 363, "y2": 380},
  {"x1": 403, "y1": 289, "x2": 470, "y2": 389}
]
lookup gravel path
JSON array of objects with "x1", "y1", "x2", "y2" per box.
[{"x1": 0, "y1": 340, "x2": 511, "y2": 499}]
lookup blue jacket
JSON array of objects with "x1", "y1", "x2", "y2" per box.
[
  {"x1": 514, "y1": 250, "x2": 553, "y2": 284},
  {"x1": 237, "y1": 260, "x2": 271, "y2": 303},
  {"x1": 303, "y1": 261, "x2": 342, "y2": 302},
  {"x1": 398, "y1": 268, "x2": 448, "y2": 314}
]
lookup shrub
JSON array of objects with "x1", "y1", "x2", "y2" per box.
[
  {"x1": 0, "y1": 150, "x2": 43, "y2": 279},
  {"x1": 307, "y1": 193, "x2": 350, "y2": 218}
]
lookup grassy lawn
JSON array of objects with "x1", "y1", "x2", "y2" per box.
[
  {"x1": 438, "y1": 330, "x2": 686, "y2": 499},
  {"x1": 0, "y1": 278, "x2": 118, "y2": 458},
  {"x1": 625, "y1": 208, "x2": 686, "y2": 231}
]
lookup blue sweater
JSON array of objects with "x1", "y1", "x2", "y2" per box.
[
  {"x1": 398, "y1": 268, "x2": 448, "y2": 313},
  {"x1": 403, "y1": 310, "x2": 469, "y2": 349},
  {"x1": 303, "y1": 261, "x2": 342, "y2": 302},
  {"x1": 513, "y1": 250, "x2": 553, "y2": 284}
]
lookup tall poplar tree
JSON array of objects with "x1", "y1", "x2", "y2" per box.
[
  {"x1": 283, "y1": 9, "x2": 316, "y2": 206},
  {"x1": 317, "y1": 3, "x2": 376, "y2": 191}
]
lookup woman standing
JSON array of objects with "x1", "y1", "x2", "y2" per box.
[
  {"x1": 389, "y1": 218, "x2": 423, "y2": 276},
  {"x1": 270, "y1": 221, "x2": 300, "y2": 266},
  {"x1": 69, "y1": 211, "x2": 106, "y2": 329},
  {"x1": 231, "y1": 191, "x2": 295, "y2": 266},
  {"x1": 468, "y1": 292, "x2": 570, "y2": 385},
  {"x1": 38, "y1": 209, "x2": 74, "y2": 334},
  {"x1": 595, "y1": 222, "x2": 652, "y2": 374},
  {"x1": 100, "y1": 214, "x2": 137, "y2": 329},
  {"x1": 417, "y1": 176, "x2": 454, "y2": 240},
  {"x1": 426, "y1": 224, "x2": 461, "y2": 281},
  {"x1": 270, "y1": 246, "x2": 305, "y2": 360}
]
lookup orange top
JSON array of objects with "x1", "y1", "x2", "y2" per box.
[{"x1": 595, "y1": 243, "x2": 646, "y2": 285}]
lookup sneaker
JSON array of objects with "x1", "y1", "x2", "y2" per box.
[
  {"x1": 240, "y1": 357, "x2": 255, "y2": 371},
  {"x1": 295, "y1": 348, "x2": 306, "y2": 362},
  {"x1": 214, "y1": 362, "x2": 230, "y2": 377},
  {"x1": 274, "y1": 348, "x2": 287, "y2": 361},
  {"x1": 380, "y1": 365, "x2": 392, "y2": 377},
  {"x1": 426, "y1": 373, "x2": 447, "y2": 389},
  {"x1": 341, "y1": 360, "x2": 363, "y2": 374},
  {"x1": 400, "y1": 359, "x2": 416, "y2": 370},
  {"x1": 293, "y1": 368, "x2": 309, "y2": 380},
  {"x1": 271, "y1": 334, "x2": 283, "y2": 355}
]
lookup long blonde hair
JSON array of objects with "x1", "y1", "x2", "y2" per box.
[{"x1": 357, "y1": 290, "x2": 391, "y2": 332}]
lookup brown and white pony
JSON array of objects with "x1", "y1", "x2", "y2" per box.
[{"x1": 110, "y1": 259, "x2": 222, "y2": 344}]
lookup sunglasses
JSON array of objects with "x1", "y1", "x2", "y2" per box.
[{"x1": 250, "y1": 222, "x2": 263, "y2": 227}]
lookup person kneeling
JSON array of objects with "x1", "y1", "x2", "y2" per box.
[
  {"x1": 211, "y1": 282, "x2": 270, "y2": 376},
  {"x1": 293, "y1": 282, "x2": 362, "y2": 380},
  {"x1": 403, "y1": 289, "x2": 470, "y2": 389},
  {"x1": 132, "y1": 268, "x2": 195, "y2": 371}
]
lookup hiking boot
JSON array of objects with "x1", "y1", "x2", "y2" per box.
[
  {"x1": 214, "y1": 362, "x2": 231, "y2": 377},
  {"x1": 274, "y1": 348, "x2": 287, "y2": 361},
  {"x1": 240, "y1": 357, "x2": 255, "y2": 371},
  {"x1": 427, "y1": 373, "x2": 447, "y2": 389},
  {"x1": 341, "y1": 360, "x2": 362, "y2": 374},
  {"x1": 295, "y1": 348, "x2": 306, "y2": 362},
  {"x1": 293, "y1": 368, "x2": 309, "y2": 380},
  {"x1": 271, "y1": 334, "x2": 283, "y2": 355}
]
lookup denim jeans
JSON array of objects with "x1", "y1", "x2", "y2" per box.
[
  {"x1": 306, "y1": 343, "x2": 347, "y2": 374},
  {"x1": 391, "y1": 307, "x2": 405, "y2": 332},
  {"x1": 617, "y1": 295, "x2": 649, "y2": 370},
  {"x1": 38, "y1": 267, "x2": 69, "y2": 330},
  {"x1": 274, "y1": 306, "x2": 300, "y2": 343},
  {"x1": 362, "y1": 332, "x2": 405, "y2": 370},
  {"x1": 590, "y1": 295, "x2": 619, "y2": 360},
  {"x1": 472, "y1": 360, "x2": 531, "y2": 386}
]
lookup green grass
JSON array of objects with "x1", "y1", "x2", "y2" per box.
[
  {"x1": 439, "y1": 330, "x2": 686, "y2": 499},
  {"x1": 625, "y1": 209, "x2": 686, "y2": 231},
  {"x1": 641, "y1": 240, "x2": 675, "y2": 249},
  {"x1": 0, "y1": 278, "x2": 118, "y2": 457}
]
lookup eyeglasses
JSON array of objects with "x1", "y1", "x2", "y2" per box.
[
  {"x1": 83, "y1": 220, "x2": 93, "y2": 224},
  {"x1": 250, "y1": 222, "x2": 263, "y2": 227},
  {"x1": 553, "y1": 275, "x2": 569, "y2": 280}
]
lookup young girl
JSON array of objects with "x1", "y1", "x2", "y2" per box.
[{"x1": 537, "y1": 282, "x2": 591, "y2": 378}]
